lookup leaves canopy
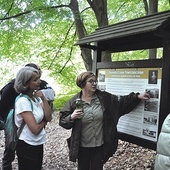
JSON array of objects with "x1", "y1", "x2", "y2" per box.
[{"x1": 0, "y1": 0, "x2": 169, "y2": 91}]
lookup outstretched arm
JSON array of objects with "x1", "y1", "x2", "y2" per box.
[{"x1": 119, "y1": 92, "x2": 150, "y2": 116}]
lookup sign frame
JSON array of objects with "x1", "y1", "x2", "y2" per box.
[{"x1": 96, "y1": 59, "x2": 164, "y2": 150}]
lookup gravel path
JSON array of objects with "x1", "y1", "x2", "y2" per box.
[{"x1": 0, "y1": 112, "x2": 156, "y2": 170}]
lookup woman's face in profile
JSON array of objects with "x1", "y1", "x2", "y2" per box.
[{"x1": 27, "y1": 72, "x2": 41, "y2": 91}]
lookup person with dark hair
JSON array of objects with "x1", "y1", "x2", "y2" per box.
[
  {"x1": 0, "y1": 79, "x2": 19, "y2": 170},
  {"x1": 0, "y1": 79, "x2": 18, "y2": 122},
  {"x1": 14, "y1": 66, "x2": 52, "y2": 169},
  {"x1": 59, "y1": 71, "x2": 150, "y2": 170},
  {"x1": 0, "y1": 63, "x2": 54, "y2": 170}
]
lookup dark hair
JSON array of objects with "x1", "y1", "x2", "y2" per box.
[
  {"x1": 76, "y1": 71, "x2": 96, "y2": 88},
  {"x1": 25, "y1": 63, "x2": 41, "y2": 76}
]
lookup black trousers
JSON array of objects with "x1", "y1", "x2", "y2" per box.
[
  {"x1": 78, "y1": 146, "x2": 103, "y2": 170},
  {"x1": 2, "y1": 128, "x2": 15, "y2": 170},
  {"x1": 2, "y1": 147, "x2": 15, "y2": 170},
  {"x1": 16, "y1": 140, "x2": 43, "y2": 170}
]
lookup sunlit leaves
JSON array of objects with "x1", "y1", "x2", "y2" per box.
[
  {"x1": 0, "y1": 0, "x2": 169, "y2": 90},
  {"x1": 108, "y1": 0, "x2": 170, "y2": 24},
  {"x1": 111, "y1": 48, "x2": 163, "y2": 61}
]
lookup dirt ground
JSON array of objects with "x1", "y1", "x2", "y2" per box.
[{"x1": 0, "y1": 112, "x2": 156, "y2": 170}]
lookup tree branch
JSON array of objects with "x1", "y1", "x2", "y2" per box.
[
  {"x1": 115, "y1": 2, "x2": 126, "y2": 17},
  {"x1": 48, "y1": 6, "x2": 91, "y2": 70},
  {"x1": 0, "y1": 1, "x2": 14, "y2": 23},
  {"x1": 48, "y1": 21, "x2": 74, "y2": 70},
  {"x1": 0, "y1": 5, "x2": 70, "y2": 21}
]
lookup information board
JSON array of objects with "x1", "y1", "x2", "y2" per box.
[{"x1": 97, "y1": 68, "x2": 162, "y2": 142}]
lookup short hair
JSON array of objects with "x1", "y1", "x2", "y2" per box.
[
  {"x1": 25, "y1": 63, "x2": 42, "y2": 76},
  {"x1": 76, "y1": 71, "x2": 96, "y2": 88},
  {"x1": 14, "y1": 66, "x2": 39, "y2": 94}
]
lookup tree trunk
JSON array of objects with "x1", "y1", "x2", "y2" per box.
[
  {"x1": 70, "y1": 0, "x2": 111, "y2": 71},
  {"x1": 148, "y1": 0, "x2": 158, "y2": 14},
  {"x1": 87, "y1": 0, "x2": 108, "y2": 27},
  {"x1": 143, "y1": 0, "x2": 158, "y2": 59},
  {"x1": 70, "y1": 0, "x2": 92, "y2": 71},
  {"x1": 87, "y1": 0, "x2": 111, "y2": 62}
]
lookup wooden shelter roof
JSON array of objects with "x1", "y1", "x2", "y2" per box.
[{"x1": 76, "y1": 10, "x2": 170, "y2": 52}]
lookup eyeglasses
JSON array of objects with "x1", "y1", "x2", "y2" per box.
[{"x1": 87, "y1": 79, "x2": 98, "y2": 85}]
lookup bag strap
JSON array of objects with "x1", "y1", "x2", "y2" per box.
[
  {"x1": 15, "y1": 94, "x2": 33, "y2": 137},
  {"x1": 17, "y1": 119, "x2": 25, "y2": 137}
]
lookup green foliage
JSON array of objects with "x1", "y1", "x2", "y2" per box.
[
  {"x1": 0, "y1": 2, "x2": 86, "y2": 88},
  {"x1": 108, "y1": 0, "x2": 145, "y2": 24},
  {"x1": 53, "y1": 88, "x2": 80, "y2": 111},
  {"x1": 112, "y1": 50, "x2": 148, "y2": 61},
  {"x1": 111, "y1": 48, "x2": 163, "y2": 61},
  {"x1": 108, "y1": 0, "x2": 170, "y2": 24},
  {"x1": 0, "y1": 0, "x2": 169, "y2": 90},
  {"x1": 81, "y1": 7, "x2": 98, "y2": 34},
  {"x1": 158, "y1": 1, "x2": 170, "y2": 11},
  {"x1": 53, "y1": 95, "x2": 70, "y2": 111}
]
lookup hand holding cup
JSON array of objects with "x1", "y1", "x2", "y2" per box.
[{"x1": 71, "y1": 109, "x2": 84, "y2": 120}]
